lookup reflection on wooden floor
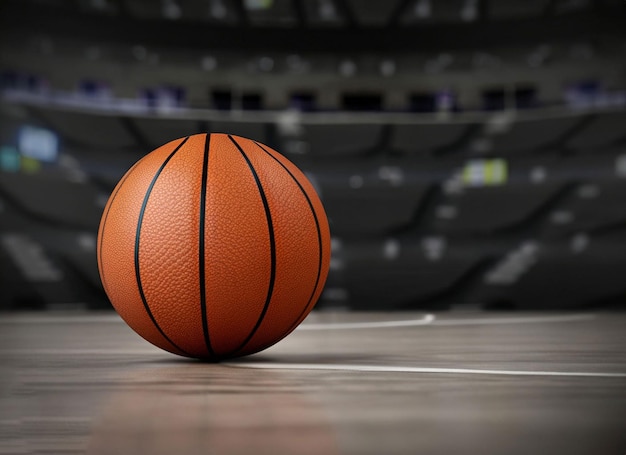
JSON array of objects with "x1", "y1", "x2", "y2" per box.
[{"x1": 1, "y1": 311, "x2": 625, "y2": 455}]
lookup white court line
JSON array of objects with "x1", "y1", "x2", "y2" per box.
[
  {"x1": 2, "y1": 347, "x2": 622, "y2": 379},
  {"x1": 430, "y1": 313, "x2": 595, "y2": 326},
  {"x1": 298, "y1": 313, "x2": 595, "y2": 330},
  {"x1": 298, "y1": 314, "x2": 435, "y2": 330},
  {"x1": 229, "y1": 362, "x2": 626, "y2": 379}
]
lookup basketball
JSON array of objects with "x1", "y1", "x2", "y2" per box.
[{"x1": 96, "y1": 133, "x2": 331, "y2": 360}]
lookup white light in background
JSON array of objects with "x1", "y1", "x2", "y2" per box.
[
  {"x1": 425, "y1": 53, "x2": 453, "y2": 74},
  {"x1": 485, "y1": 110, "x2": 516, "y2": 134},
  {"x1": 96, "y1": 194, "x2": 109, "y2": 208},
  {"x1": 435, "y1": 205, "x2": 458, "y2": 220},
  {"x1": 378, "y1": 165, "x2": 404, "y2": 186},
  {"x1": 529, "y1": 166, "x2": 547, "y2": 184},
  {"x1": 414, "y1": 0, "x2": 431, "y2": 18},
  {"x1": 577, "y1": 183, "x2": 600, "y2": 199},
  {"x1": 421, "y1": 236, "x2": 446, "y2": 261},
  {"x1": 201, "y1": 55, "x2": 218, "y2": 71},
  {"x1": 460, "y1": 0, "x2": 478, "y2": 22},
  {"x1": 276, "y1": 109, "x2": 303, "y2": 136},
  {"x1": 339, "y1": 59, "x2": 357, "y2": 77},
  {"x1": 615, "y1": 154, "x2": 626, "y2": 178},
  {"x1": 318, "y1": 0, "x2": 338, "y2": 20},
  {"x1": 383, "y1": 239, "x2": 401, "y2": 260},
  {"x1": 527, "y1": 44, "x2": 552, "y2": 68},
  {"x1": 570, "y1": 233, "x2": 589, "y2": 254},
  {"x1": 258, "y1": 56, "x2": 274, "y2": 72},
  {"x1": 132, "y1": 45, "x2": 148, "y2": 61},
  {"x1": 77, "y1": 234, "x2": 97, "y2": 252},
  {"x1": 380, "y1": 59, "x2": 396, "y2": 77},
  {"x1": 550, "y1": 210, "x2": 574, "y2": 225},
  {"x1": 329, "y1": 237, "x2": 345, "y2": 270},
  {"x1": 286, "y1": 54, "x2": 310, "y2": 73},
  {"x1": 209, "y1": 0, "x2": 228, "y2": 19},
  {"x1": 90, "y1": 0, "x2": 110, "y2": 11},
  {"x1": 349, "y1": 175, "x2": 364, "y2": 188},
  {"x1": 162, "y1": 0, "x2": 182, "y2": 19}
]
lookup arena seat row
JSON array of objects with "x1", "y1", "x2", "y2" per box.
[
  {"x1": 474, "y1": 232, "x2": 626, "y2": 309},
  {"x1": 322, "y1": 232, "x2": 626, "y2": 310},
  {"x1": 0, "y1": 196, "x2": 106, "y2": 310},
  {"x1": 32, "y1": 107, "x2": 138, "y2": 149},
  {"x1": 321, "y1": 180, "x2": 626, "y2": 237},
  {"x1": 0, "y1": 171, "x2": 105, "y2": 229},
  {"x1": 1, "y1": 153, "x2": 624, "y2": 238},
  {"x1": 73, "y1": 0, "x2": 601, "y2": 25},
  {"x1": 25, "y1": 106, "x2": 626, "y2": 157}
]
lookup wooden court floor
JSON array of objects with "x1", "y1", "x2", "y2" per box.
[{"x1": 0, "y1": 311, "x2": 625, "y2": 455}]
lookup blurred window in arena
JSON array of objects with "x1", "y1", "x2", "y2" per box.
[
  {"x1": 341, "y1": 92, "x2": 383, "y2": 112},
  {"x1": 211, "y1": 89, "x2": 233, "y2": 110},
  {"x1": 289, "y1": 92, "x2": 317, "y2": 112}
]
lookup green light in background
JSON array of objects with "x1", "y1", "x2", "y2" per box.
[
  {"x1": 462, "y1": 159, "x2": 508, "y2": 186},
  {"x1": 0, "y1": 146, "x2": 20, "y2": 173},
  {"x1": 21, "y1": 156, "x2": 41, "y2": 174}
]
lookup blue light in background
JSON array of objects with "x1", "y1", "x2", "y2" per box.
[{"x1": 17, "y1": 125, "x2": 59, "y2": 163}]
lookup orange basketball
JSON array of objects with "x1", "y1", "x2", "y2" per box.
[{"x1": 97, "y1": 133, "x2": 331, "y2": 360}]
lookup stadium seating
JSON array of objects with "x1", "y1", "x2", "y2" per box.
[
  {"x1": 483, "y1": 115, "x2": 585, "y2": 155},
  {"x1": 389, "y1": 122, "x2": 473, "y2": 156},
  {"x1": 541, "y1": 179, "x2": 626, "y2": 236},
  {"x1": 69, "y1": 147, "x2": 144, "y2": 190},
  {"x1": 342, "y1": 238, "x2": 489, "y2": 309},
  {"x1": 31, "y1": 106, "x2": 137, "y2": 149},
  {"x1": 565, "y1": 110, "x2": 626, "y2": 152},
  {"x1": 477, "y1": 234, "x2": 626, "y2": 309},
  {"x1": 281, "y1": 123, "x2": 384, "y2": 159},
  {"x1": 0, "y1": 195, "x2": 106, "y2": 310},
  {"x1": 488, "y1": 0, "x2": 550, "y2": 19},
  {"x1": 0, "y1": 172, "x2": 105, "y2": 228},
  {"x1": 345, "y1": 0, "x2": 398, "y2": 26},
  {"x1": 0, "y1": 245, "x2": 48, "y2": 310},
  {"x1": 426, "y1": 182, "x2": 564, "y2": 234},
  {"x1": 62, "y1": 245, "x2": 105, "y2": 298},
  {"x1": 210, "y1": 121, "x2": 270, "y2": 145},
  {"x1": 400, "y1": 0, "x2": 481, "y2": 24},
  {"x1": 320, "y1": 182, "x2": 430, "y2": 236},
  {"x1": 130, "y1": 116, "x2": 206, "y2": 148}
]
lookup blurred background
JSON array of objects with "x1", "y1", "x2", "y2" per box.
[{"x1": 0, "y1": 0, "x2": 625, "y2": 312}]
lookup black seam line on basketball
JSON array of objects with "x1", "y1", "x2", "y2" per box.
[
  {"x1": 253, "y1": 141, "x2": 324, "y2": 339},
  {"x1": 199, "y1": 134, "x2": 215, "y2": 357},
  {"x1": 227, "y1": 135, "x2": 277, "y2": 355},
  {"x1": 135, "y1": 136, "x2": 192, "y2": 357},
  {"x1": 99, "y1": 158, "x2": 143, "y2": 296}
]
